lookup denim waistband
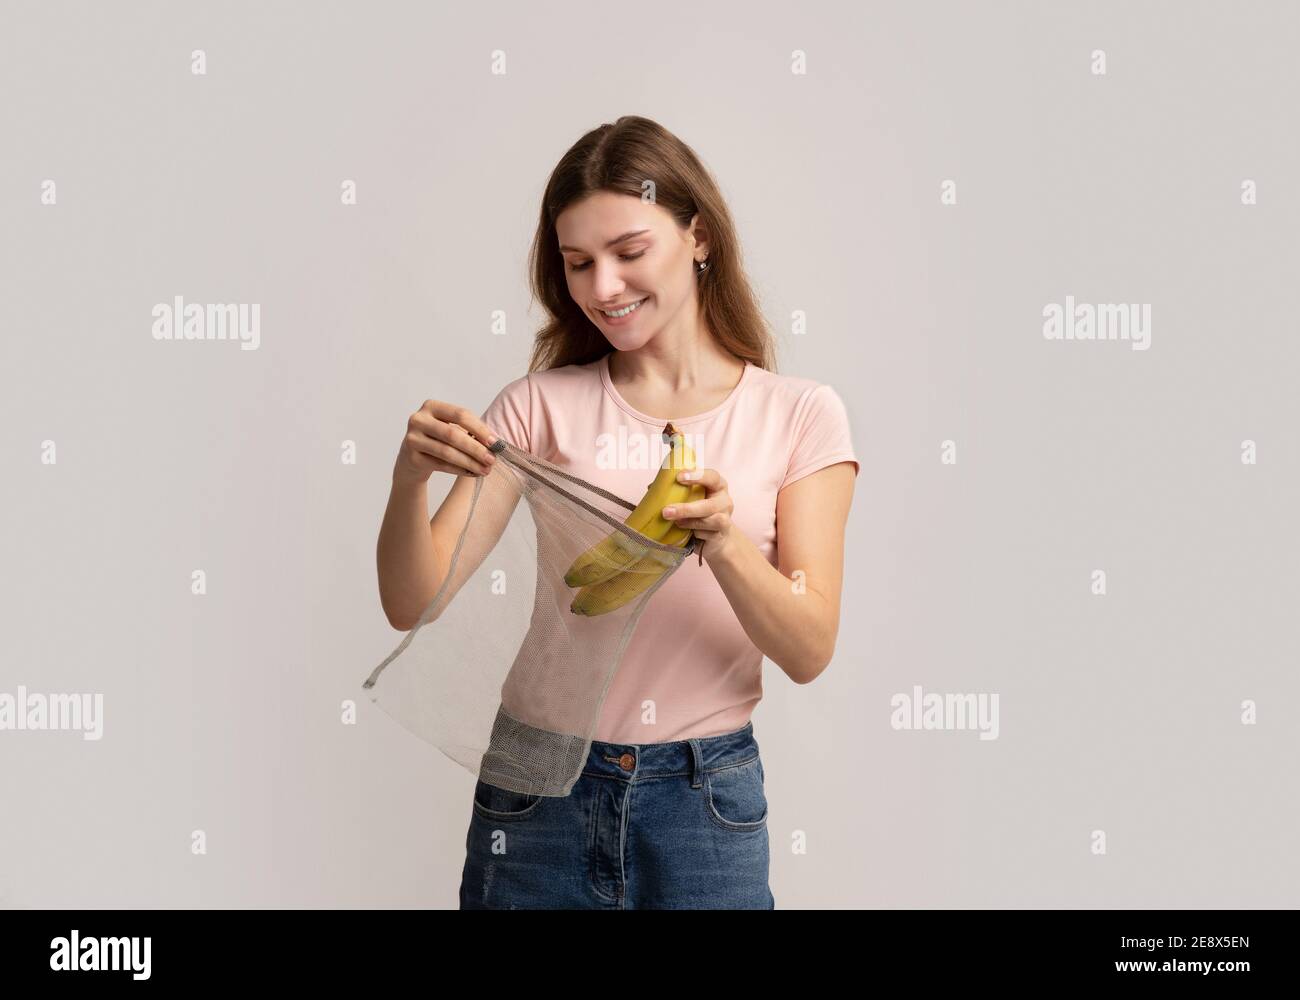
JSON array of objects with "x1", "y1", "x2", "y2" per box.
[{"x1": 581, "y1": 721, "x2": 759, "y2": 788}]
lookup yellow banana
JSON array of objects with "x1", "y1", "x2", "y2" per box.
[
  {"x1": 562, "y1": 502, "x2": 659, "y2": 588},
  {"x1": 570, "y1": 551, "x2": 678, "y2": 617},
  {"x1": 652, "y1": 519, "x2": 694, "y2": 547},
  {"x1": 567, "y1": 422, "x2": 701, "y2": 615},
  {"x1": 562, "y1": 424, "x2": 704, "y2": 588},
  {"x1": 634, "y1": 427, "x2": 705, "y2": 544}
]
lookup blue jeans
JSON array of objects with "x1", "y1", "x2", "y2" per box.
[{"x1": 458, "y1": 721, "x2": 774, "y2": 909}]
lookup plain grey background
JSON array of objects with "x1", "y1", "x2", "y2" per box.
[{"x1": 2, "y1": 0, "x2": 1297, "y2": 908}]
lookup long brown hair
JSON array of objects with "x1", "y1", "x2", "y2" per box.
[{"x1": 525, "y1": 115, "x2": 777, "y2": 374}]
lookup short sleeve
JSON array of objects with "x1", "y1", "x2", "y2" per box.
[
  {"x1": 480, "y1": 375, "x2": 532, "y2": 453},
  {"x1": 780, "y1": 384, "x2": 859, "y2": 491}
]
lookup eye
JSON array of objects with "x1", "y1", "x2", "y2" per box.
[{"x1": 567, "y1": 250, "x2": 646, "y2": 272}]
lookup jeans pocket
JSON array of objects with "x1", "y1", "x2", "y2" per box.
[
  {"x1": 703, "y1": 755, "x2": 768, "y2": 831},
  {"x1": 472, "y1": 778, "x2": 544, "y2": 820}
]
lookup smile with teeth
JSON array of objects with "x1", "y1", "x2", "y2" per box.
[{"x1": 599, "y1": 297, "x2": 647, "y2": 318}]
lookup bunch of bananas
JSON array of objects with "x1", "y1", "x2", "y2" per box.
[{"x1": 564, "y1": 423, "x2": 703, "y2": 616}]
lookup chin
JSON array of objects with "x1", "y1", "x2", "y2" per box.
[{"x1": 611, "y1": 331, "x2": 657, "y2": 352}]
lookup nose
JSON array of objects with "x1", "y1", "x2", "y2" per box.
[{"x1": 589, "y1": 259, "x2": 627, "y2": 304}]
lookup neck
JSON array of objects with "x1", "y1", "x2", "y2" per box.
[{"x1": 608, "y1": 320, "x2": 743, "y2": 392}]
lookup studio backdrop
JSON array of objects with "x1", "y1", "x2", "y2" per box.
[{"x1": 1, "y1": 0, "x2": 1297, "y2": 907}]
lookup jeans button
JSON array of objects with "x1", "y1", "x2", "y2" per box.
[{"x1": 618, "y1": 753, "x2": 635, "y2": 771}]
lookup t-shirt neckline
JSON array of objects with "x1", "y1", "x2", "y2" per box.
[{"x1": 598, "y1": 353, "x2": 754, "y2": 425}]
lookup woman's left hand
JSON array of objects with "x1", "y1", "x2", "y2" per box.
[{"x1": 662, "y1": 468, "x2": 735, "y2": 564}]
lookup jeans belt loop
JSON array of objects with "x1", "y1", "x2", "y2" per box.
[{"x1": 688, "y1": 737, "x2": 704, "y2": 789}]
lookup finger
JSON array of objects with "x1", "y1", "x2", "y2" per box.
[
  {"x1": 427, "y1": 401, "x2": 500, "y2": 449},
  {"x1": 676, "y1": 468, "x2": 720, "y2": 489},
  {"x1": 442, "y1": 419, "x2": 500, "y2": 466},
  {"x1": 407, "y1": 429, "x2": 492, "y2": 476},
  {"x1": 662, "y1": 499, "x2": 715, "y2": 520},
  {"x1": 410, "y1": 411, "x2": 498, "y2": 467},
  {"x1": 429, "y1": 457, "x2": 485, "y2": 478}
]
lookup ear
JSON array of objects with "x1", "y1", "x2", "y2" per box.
[{"x1": 688, "y1": 213, "x2": 712, "y2": 258}]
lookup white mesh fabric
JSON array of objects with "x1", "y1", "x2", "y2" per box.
[{"x1": 362, "y1": 439, "x2": 698, "y2": 797}]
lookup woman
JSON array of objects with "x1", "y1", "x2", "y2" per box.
[{"x1": 376, "y1": 116, "x2": 858, "y2": 909}]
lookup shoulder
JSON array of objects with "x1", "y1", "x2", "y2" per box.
[
  {"x1": 743, "y1": 366, "x2": 857, "y2": 490},
  {"x1": 743, "y1": 364, "x2": 849, "y2": 419},
  {"x1": 482, "y1": 359, "x2": 604, "y2": 454},
  {"x1": 489, "y1": 358, "x2": 600, "y2": 401},
  {"x1": 508, "y1": 358, "x2": 603, "y2": 394},
  {"x1": 535, "y1": 359, "x2": 602, "y2": 388}
]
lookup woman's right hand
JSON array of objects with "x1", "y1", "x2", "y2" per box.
[{"x1": 393, "y1": 399, "x2": 500, "y2": 488}]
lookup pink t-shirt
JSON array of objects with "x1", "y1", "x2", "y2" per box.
[{"x1": 480, "y1": 352, "x2": 859, "y2": 744}]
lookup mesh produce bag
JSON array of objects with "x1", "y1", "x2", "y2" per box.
[{"x1": 362, "y1": 429, "x2": 701, "y2": 798}]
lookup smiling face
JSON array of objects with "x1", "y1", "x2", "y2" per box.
[{"x1": 555, "y1": 190, "x2": 707, "y2": 351}]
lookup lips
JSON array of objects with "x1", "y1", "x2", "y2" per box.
[
  {"x1": 598, "y1": 297, "x2": 647, "y2": 314},
  {"x1": 596, "y1": 296, "x2": 649, "y2": 321}
]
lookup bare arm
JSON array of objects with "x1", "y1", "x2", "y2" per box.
[
  {"x1": 380, "y1": 465, "x2": 526, "y2": 630},
  {"x1": 376, "y1": 400, "x2": 505, "y2": 630},
  {"x1": 684, "y1": 461, "x2": 855, "y2": 683},
  {"x1": 377, "y1": 475, "x2": 463, "y2": 630}
]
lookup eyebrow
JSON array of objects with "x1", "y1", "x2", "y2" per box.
[{"x1": 558, "y1": 229, "x2": 651, "y2": 254}]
